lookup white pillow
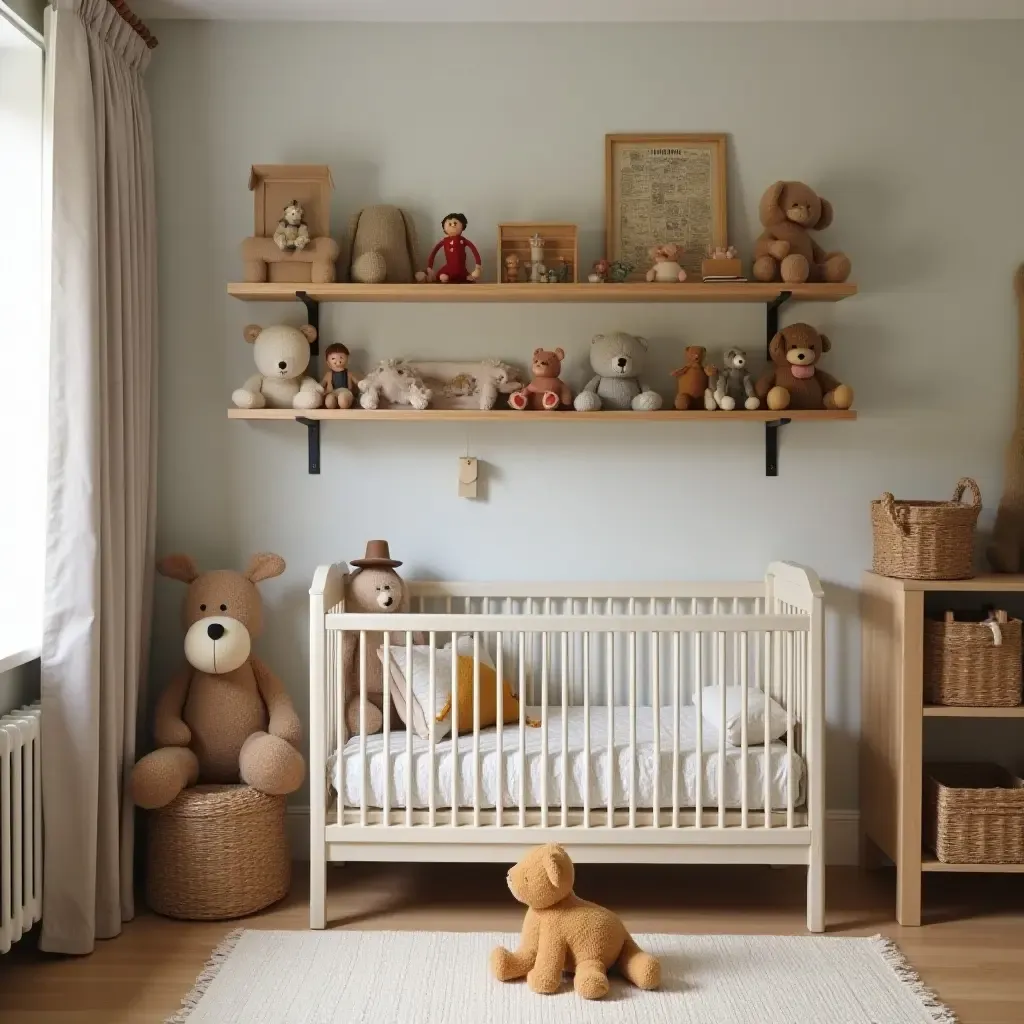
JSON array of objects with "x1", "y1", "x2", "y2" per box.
[
  {"x1": 379, "y1": 636, "x2": 495, "y2": 742},
  {"x1": 694, "y1": 686, "x2": 788, "y2": 746}
]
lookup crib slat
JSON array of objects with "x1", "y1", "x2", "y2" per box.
[
  {"x1": 607, "y1": 615, "x2": 614, "y2": 829},
  {"x1": 451, "y1": 630, "x2": 458, "y2": 827},
  {"x1": 382, "y1": 634, "x2": 391, "y2": 826},
  {"x1": 518, "y1": 631, "x2": 526, "y2": 829},
  {"x1": 473, "y1": 631, "x2": 481, "y2": 828},
  {"x1": 787, "y1": 630, "x2": 795, "y2": 829},
  {"x1": 628, "y1": 628, "x2": 637, "y2": 829},
  {"x1": 540, "y1": 630, "x2": 549, "y2": 829},
  {"x1": 582, "y1": 627, "x2": 591, "y2": 829},
  {"x1": 651, "y1": 625, "x2": 660, "y2": 829},
  {"x1": 560, "y1": 631, "x2": 569, "y2": 828},
  {"x1": 336, "y1": 629, "x2": 343, "y2": 826},
  {"x1": 694, "y1": 599, "x2": 703, "y2": 828},
  {"x1": 405, "y1": 631, "x2": 413, "y2": 827},
  {"x1": 764, "y1": 630, "x2": 772, "y2": 828},
  {"x1": 740, "y1": 630, "x2": 749, "y2": 829},
  {"x1": 359, "y1": 630, "x2": 367, "y2": 827},
  {"x1": 717, "y1": 622, "x2": 726, "y2": 830},
  {"x1": 672, "y1": 608, "x2": 680, "y2": 830},
  {"x1": 496, "y1": 632, "x2": 503, "y2": 828},
  {"x1": 428, "y1": 634, "x2": 436, "y2": 828}
]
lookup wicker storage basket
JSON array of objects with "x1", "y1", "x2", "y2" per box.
[
  {"x1": 871, "y1": 478, "x2": 981, "y2": 580},
  {"x1": 146, "y1": 784, "x2": 290, "y2": 920},
  {"x1": 924, "y1": 763, "x2": 1024, "y2": 864},
  {"x1": 924, "y1": 610, "x2": 1023, "y2": 707}
]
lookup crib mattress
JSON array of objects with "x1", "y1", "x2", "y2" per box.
[{"x1": 329, "y1": 705, "x2": 805, "y2": 812}]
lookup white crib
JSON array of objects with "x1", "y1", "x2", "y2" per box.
[{"x1": 308, "y1": 562, "x2": 825, "y2": 931}]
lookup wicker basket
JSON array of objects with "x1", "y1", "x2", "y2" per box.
[
  {"x1": 925, "y1": 610, "x2": 1023, "y2": 707},
  {"x1": 924, "y1": 763, "x2": 1024, "y2": 864},
  {"x1": 146, "y1": 784, "x2": 290, "y2": 920},
  {"x1": 871, "y1": 478, "x2": 981, "y2": 580}
]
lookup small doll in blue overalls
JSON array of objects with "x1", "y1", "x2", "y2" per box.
[{"x1": 321, "y1": 343, "x2": 360, "y2": 409}]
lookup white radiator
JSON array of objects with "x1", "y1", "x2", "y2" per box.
[{"x1": 1, "y1": 703, "x2": 41, "y2": 953}]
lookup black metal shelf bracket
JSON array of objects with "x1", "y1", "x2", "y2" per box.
[
  {"x1": 295, "y1": 417, "x2": 321, "y2": 475},
  {"x1": 296, "y1": 291, "x2": 322, "y2": 474},
  {"x1": 764, "y1": 290, "x2": 792, "y2": 477},
  {"x1": 296, "y1": 290, "x2": 320, "y2": 355}
]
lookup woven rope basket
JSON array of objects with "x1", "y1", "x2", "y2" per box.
[
  {"x1": 924, "y1": 611, "x2": 1023, "y2": 707},
  {"x1": 146, "y1": 785, "x2": 289, "y2": 920},
  {"x1": 925, "y1": 763, "x2": 1024, "y2": 864},
  {"x1": 871, "y1": 477, "x2": 981, "y2": 580}
]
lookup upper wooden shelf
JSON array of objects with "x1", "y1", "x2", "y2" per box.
[
  {"x1": 227, "y1": 282, "x2": 858, "y2": 304},
  {"x1": 229, "y1": 408, "x2": 856, "y2": 423},
  {"x1": 864, "y1": 572, "x2": 1024, "y2": 593}
]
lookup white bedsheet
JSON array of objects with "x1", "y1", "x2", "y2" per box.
[{"x1": 328, "y1": 706, "x2": 804, "y2": 812}]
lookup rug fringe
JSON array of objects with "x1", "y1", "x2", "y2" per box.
[
  {"x1": 871, "y1": 934, "x2": 960, "y2": 1024},
  {"x1": 164, "y1": 928, "x2": 245, "y2": 1023}
]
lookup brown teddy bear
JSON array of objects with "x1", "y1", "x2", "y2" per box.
[
  {"x1": 671, "y1": 344, "x2": 716, "y2": 410},
  {"x1": 491, "y1": 843, "x2": 660, "y2": 1000},
  {"x1": 756, "y1": 322, "x2": 854, "y2": 412},
  {"x1": 752, "y1": 180, "x2": 852, "y2": 285},
  {"x1": 508, "y1": 348, "x2": 573, "y2": 410},
  {"x1": 130, "y1": 553, "x2": 306, "y2": 810}
]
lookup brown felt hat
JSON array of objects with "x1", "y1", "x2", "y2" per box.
[{"x1": 350, "y1": 539, "x2": 403, "y2": 569}]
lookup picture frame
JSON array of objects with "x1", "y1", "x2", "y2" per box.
[{"x1": 605, "y1": 134, "x2": 728, "y2": 279}]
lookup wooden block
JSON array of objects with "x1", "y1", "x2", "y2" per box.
[{"x1": 701, "y1": 258, "x2": 743, "y2": 280}]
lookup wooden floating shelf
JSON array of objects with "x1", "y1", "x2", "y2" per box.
[
  {"x1": 867, "y1": 573, "x2": 1024, "y2": 593},
  {"x1": 227, "y1": 281, "x2": 858, "y2": 304},
  {"x1": 923, "y1": 705, "x2": 1024, "y2": 718},
  {"x1": 228, "y1": 408, "x2": 857, "y2": 423},
  {"x1": 922, "y1": 853, "x2": 1024, "y2": 873}
]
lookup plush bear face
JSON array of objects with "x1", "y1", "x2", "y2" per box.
[
  {"x1": 683, "y1": 345, "x2": 705, "y2": 366},
  {"x1": 769, "y1": 323, "x2": 831, "y2": 374},
  {"x1": 282, "y1": 201, "x2": 304, "y2": 227},
  {"x1": 507, "y1": 843, "x2": 574, "y2": 910},
  {"x1": 346, "y1": 566, "x2": 409, "y2": 614},
  {"x1": 759, "y1": 181, "x2": 833, "y2": 231},
  {"x1": 157, "y1": 553, "x2": 285, "y2": 676},
  {"x1": 722, "y1": 347, "x2": 748, "y2": 371},
  {"x1": 589, "y1": 331, "x2": 649, "y2": 378},
  {"x1": 649, "y1": 243, "x2": 681, "y2": 263},
  {"x1": 243, "y1": 323, "x2": 317, "y2": 380},
  {"x1": 531, "y1": 348, "x2": 564, "y2": 379}
]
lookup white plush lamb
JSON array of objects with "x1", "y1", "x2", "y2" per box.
[
  {"x1": 573, "y1": 332, "x2": 663, "y2": 412},
  {"x1": 231, "y1": 323, "x2": 323, "y2": 410},
  {"x1": 407, "y1": 359, "x2": 522, "y2": 410},
  {"x1": 358, "y1": 360, "x2": 433, "y2": 410},
  {"x1": 708, "y1": 347, "x2": 761, "y2": 411}
]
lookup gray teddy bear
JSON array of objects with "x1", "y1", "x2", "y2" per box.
[
  {"x1": 708, "y1": 347, "x2": 761, "y2": 411},
  {"x1": 574, "y1": 332, "x2": 663, "y2": 412}
]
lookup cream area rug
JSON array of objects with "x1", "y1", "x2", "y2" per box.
[{"x1": 169, "y1": 929, "x2": 956, "y2": 1023}]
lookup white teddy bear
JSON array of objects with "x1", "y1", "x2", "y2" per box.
[
  {"x1": 231, "y1": 323, "x2": 324, "y2": 410},
  {"x1": 358, "y1": 360, "x2": 433, "y2": 410},
  {"x1": 574, "y1": 332, "x2": 664, "y2": 412}
]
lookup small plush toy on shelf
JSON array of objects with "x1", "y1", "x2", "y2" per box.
[
  {"x1": 358, "y1": 360, "x2": 432, "y2": 410},
  {"x1": 701, "y1": 244, "x2": 744, "y2": 282},
  {"x1": 504, "y1": 252, "x2": 521, "y2": 283},
  {"x1": 574, "y1": 332, "x2": 662, "y2": 412},
  {"x1": 418, "y1": 212, "x2": 482, "y2": 283},
  {"x1": 756, "y1": 323, "x2": 854, "y2": 411},
  {"x1": 232, "y1": 323, "x2": 323, "y2": 410},
  {"x1": 319, "y1": 342, "x2": 361, "y2": 409},
  {"x1": 671, "y1": 345, "x2": 716, "y2": 411},
  {"x1": 708, "y1": 347, "x2": 760, "y2": 410},
  {"x1": 508, "y1": 348, "x2": 573, "y2": 411},
  {"x1": 645, "y1": 243, "x2": 687, "y2": 283},
  {"x1": 588, "y1": 258, "x2": 610, "y2": 283},
  {"x1": 273, "y1": 200, "x2": 311, "y2": 252}
]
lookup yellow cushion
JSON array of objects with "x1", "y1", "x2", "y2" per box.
[{"x1": 435, "y1": 655, "x2": 536, "y2": 731}]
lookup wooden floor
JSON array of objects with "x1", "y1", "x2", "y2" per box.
[{"x1": 1, "y1": 863, "x2": 1023, "y2": 1023}]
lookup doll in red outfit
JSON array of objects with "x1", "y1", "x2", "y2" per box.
[{"x1": 420, "y1": 213, "x2": 482, "y2": 284}]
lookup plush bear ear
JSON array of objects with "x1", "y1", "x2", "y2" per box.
[
  {"x1": 815, "y1": 197, "x2": 834, "y2": 230},
  {"x1": 157, "y1": 553, "x2": 200, "y2": 583},
  {"x1": 634, "y1": 335, "x2": 648, "y2": 351},
  {"x1": 243, "y1": 325, "x2": 262, "y2": 344},
  {"x1": 591, "y1": 334, "x2": 604, "y2": 345},
  {"x1": 768, "y1": 330, "x2": 787, "y2": 362},
  {"x1": 541, "y1": 845, "x2": 567, "y2": 887},
  {"x1": 818, "y1": 332, "x2": 832, "y2": 354},
  {"x1": 532, "y1": 347, "x2": 544, "y2": 358},
  {"x1": 245, "y1": 552, "x2": 286, "y2": 583},
  {"x1": 299, "y1": 324, "x2": 318, "y2": 345},
  {"x1": 759, "y1": 181, "x2": 787, "y2": 226},
  {"x1": 553, "y1": 347, "x2": 565, "y2": 361}
]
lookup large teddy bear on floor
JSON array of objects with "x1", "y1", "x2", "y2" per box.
[
  {"x1": 574, "y1": 332, "x2": 663, "y2": 412},
  {"x1": 130, "y1": 553, "x2": 306, "y2": 810},
  {"x1": 231, "y1": 323, "x2": 324, "y2": 410}
]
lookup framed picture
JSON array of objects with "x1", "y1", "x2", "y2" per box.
[{"x1": 605, "y1": 133, "x2": 728, "y2": 279}]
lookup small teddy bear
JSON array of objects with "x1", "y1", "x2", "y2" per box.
[
  {"x1": 574, "y1": 332, "x2": 662, "y2": 412},
  {"x1": 671, "y1": 345, "x2": 717, "y2": 411},
  {"x1": 709, "y1": 347, "x2": 761, "y2": 411},
  {"x1": 504, "y1": 252, "x2": 521, "y2": 283},
  {"x1": 358, "y1": 360, "x2": 432, "y2": 410},
  {"x1": 646, "y1": 243, "x2": 687, "y2": 283},
  {"x1": 756, "y1": 322, "x2": 854, "y2": 411},
  {"x1": 491, "y1": 843, "x2": 660, "y2": 1000},
  {"x1": 273, "y1": 199, "x2": 311, "y2": 252},
  {"x1": 508, "y1": 348, "x2": 572, "y2": 410}
]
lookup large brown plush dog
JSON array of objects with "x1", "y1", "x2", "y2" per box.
[
  {"x1": 491, "y1": 843, "x2": 660, "y2": 1000},
  {"x1": 756, "y1": 322, "x2": 854, "y2": 412},
  {"x1": 130, "y1": 553, "x2": 305, "y2": 809},
  {"x1": 752, "y1": 180, "x2": 852, "y2": 284}
]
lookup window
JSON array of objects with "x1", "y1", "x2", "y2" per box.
[{"x1": 0, "y1": 2, "x2": 45, "y2": 670}]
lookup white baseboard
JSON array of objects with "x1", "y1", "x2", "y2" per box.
[{"x1": 287, "y1": 807, "x2": 862, "y2": 866}]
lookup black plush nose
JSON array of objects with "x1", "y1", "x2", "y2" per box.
[
  {"x1": 207, "y1": 623, "x2": 225, "y2": 640},
  {"x1": 616, "y1": 357, "x2": 627, "y2": 367},
  {"x1": 278, "y1": 360, "x2": 287, "y2": 370},
  {"x1": 796, "y1": 352, "x2": 806, "y2": 361},
  {"x1": 382, "y1": 596, "x2": 394, "y2": 608}
]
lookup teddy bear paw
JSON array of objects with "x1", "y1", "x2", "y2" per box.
[
  {"x1": 574, "y1": 391, "x2": 601, "y2": 413},
  {"x1": 359, "y1": 391, "x2": 379, "y2": 410},
  {"x1": 541, "y1": 391, "x2": 560, "y2": 410},
  {"x1": 490, "y1": 947, "x2": 520, "y2": 981},
  {"x1": 744, "y1": 396, "x2": 761, "y2": 411},
  {"x1": 292, "y1": 391, "x2": 322, "y2": 411},
  {"x1": 752, "y1": 255, "x2": 778, "y2": 282},
  {"x1": 527, "y1": 969, "x2": 562, "y2": 995},
  {"x1": 631, "y1": 391, "x2": 663, "y2": 412},
  {"x1": 232, "y1": 388, "x2": 263, "y2": 409},
  {"x1": 766, "y1": 386, "x2": 791, "y2": 412},
  {"x1": 718, "y1": 395, "x2": 736, "y2": 411},
  {"x1": 780, "y1": 254, "x2": 810, "y2": 284},
  {"x1": 508, "y1": 390, "x2": 528, "y2": 411}
]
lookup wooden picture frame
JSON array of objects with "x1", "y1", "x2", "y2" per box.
[{"x1": 605, "y1": 134, "x2": 727, "y2": 279}]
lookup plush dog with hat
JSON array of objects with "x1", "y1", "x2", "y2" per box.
[{"x1": 342, "y1": 541, "x2": 420, "y2": 736}]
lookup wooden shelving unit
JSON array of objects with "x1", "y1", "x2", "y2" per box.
[
  {"x1": 861, "y1": 571, "x2": 1024, "y2": 926},
  {"x1": 227, "y1": 281, "x2": 858, "y2": 474}
]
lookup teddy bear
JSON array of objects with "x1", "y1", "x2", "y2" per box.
[
  {"x1": 756, "y1": 322, "x2": 854, "y2": 411},
  {"x1": 130, "y1": 553, "x2": 306, "y2": 810},
  {"x1": 709, "y1": 347, "x2": 761, "y2": 411},
  {"x1": 491, "y1": 843, "x2": 660, "y2": 1000},
  {"x1": 752, "y1": 181, "x2": 852, "y2": 285},
  {"x1": 574, "y1": 332, "x2": 663, "y2": 412},
  {"x1": 342, "y1": 205, "x2": 420, "y2": 284},
  {"x1": 341, "y1": 541, "x2": 425, "y2": 736},
  {"x1": 231, "y1": 323, "x2": 324, "y2": 410},
  {"x1": 358, "y1": 360, "x2": 432, "y2": 410},
  {"x1": 273, "y1": 200, "x2": 311, "y2": 252},
  {"x1": 645, "y1": 243, "x2": 688, "y2": 283},
  {"x1": 670, "y1": 345, "x2": 716, "y2": 411},
  {"x1": 508, "y1": 348, "x2": 573, "y2": 410}
]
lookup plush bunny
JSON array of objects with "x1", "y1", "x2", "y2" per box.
[{"x1": 358, "y1": 360, "x2": 432, "y2": 410}]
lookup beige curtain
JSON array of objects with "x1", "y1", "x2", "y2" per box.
[{"x1": 40, "y1": 0, "x2": 157, "y2": 954}]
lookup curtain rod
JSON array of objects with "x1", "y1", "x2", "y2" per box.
[{"x1": 107, "y1": 0, "x2": 158, "y2": 49}]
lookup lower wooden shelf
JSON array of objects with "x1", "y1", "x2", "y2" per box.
[
  {"x1": 228, "y1": 408, "x2": 857, "y2": 423},
  {"x1": 923, "y1": 705, "x2": 1024, "y2": 718},
  {"x1": 922, "y1": 853, "x2": 1024, "y2": 873}
]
